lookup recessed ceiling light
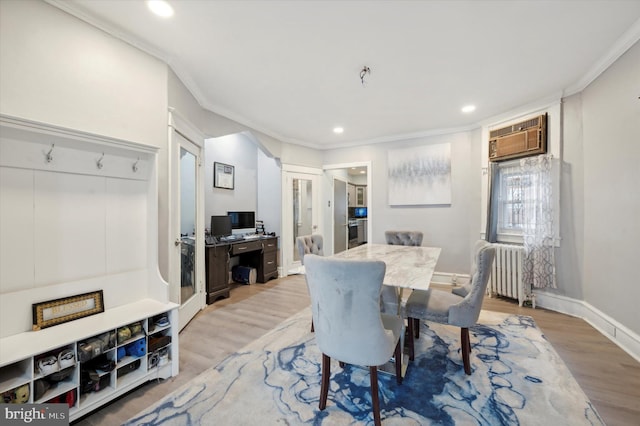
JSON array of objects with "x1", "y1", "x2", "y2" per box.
[
  {"x1": 360, "y1": 170, "x2": 365, "y2": 174},
  {"x1": 461, "y1": 105, "x2": 476, "y2": 113},
  {"x1": 333, "y1": 127, "x2": 344, "y2": 134},
  {"x1": 147, "y1": 0, "x2": 174, "y2": 18}
]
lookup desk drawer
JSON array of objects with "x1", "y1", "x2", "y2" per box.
[
  {"x1": 262, "y1": 237, "x2": 277, "y2": 253},
  {"x1": 231, "y1": 240, "x2": 262, "y2": 255},
  {"x1": 258, "y1": 250, "x2": 278, "y2": 283},
  {"x1": 262, "y1": 251, "x2": 277, "y2": 273}
]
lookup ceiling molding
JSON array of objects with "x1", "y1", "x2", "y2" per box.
[
  {"x1": 43, "y1": 1, "x2": 640, "y2": 151},
  {"x1": 45, "y1": 0, "x2": 171, "y2": 64},
  {"x1": 316, "y1": 124, "x2": 481, "y2": 151},
  {"x1": 564, "y1": 17, "x2": 640, "y2": 96}
]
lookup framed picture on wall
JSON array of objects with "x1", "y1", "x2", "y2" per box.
[{"x1": 214, "y1": 162, "x2": 235, "y2": 190}]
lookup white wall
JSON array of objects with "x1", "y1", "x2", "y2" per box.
[
  {"x1": 322, "y1": 131, "x2": 477, "y2": 274},
  {"x1": 257, "y1": 149, "x2": 282, "y2": 238},
  {"x1": 0, "y1": 0, "x2": 170, "y2": 281},
  {"x1": 204, "y1": 133, "x2": 258, "y2": 220},
  {"x1": 580, "y1": 40, "x2": 640, "y2": 334},
  {"x1": 556, "y1": 93, "x2": 585, "y2": 300},
  {"x1": 0, "y1": 0, "x2": 167, "y2": 148}
]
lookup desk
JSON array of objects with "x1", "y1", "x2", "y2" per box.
[
  {"x1": 205, "y1": 236, "x2": 278, "y2": 304},
  {"x1": 333, "y1": 243, "x2": 441, "y2": 377}
]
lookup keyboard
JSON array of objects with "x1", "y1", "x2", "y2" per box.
[{"x1": 243, "y1": 235, "x2": 259, "y2": 240}]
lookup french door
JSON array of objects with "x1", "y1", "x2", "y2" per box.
[
  {"x1": 170, "y1": 127, "x2": 205, "y2": 331},
  {"x1": 282, "y1": 165, "x2": 323, "y2": 275}
]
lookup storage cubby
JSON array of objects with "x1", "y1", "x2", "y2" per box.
[
  {"x1": 0, "y1": 116, "x2": 180, "y2": 421},
  {"x1": 0, "y1": 306, "x2": 176, "y2": 419}
]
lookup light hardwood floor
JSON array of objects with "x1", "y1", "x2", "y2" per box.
[{"x1": 73, "y1": 276, "x2": 639, "y2": 425}]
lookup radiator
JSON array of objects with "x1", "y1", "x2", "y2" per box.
[{"x1": 488, "y1": 244, "x2": 535, "y2": 308}]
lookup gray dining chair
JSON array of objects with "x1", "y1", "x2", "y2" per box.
[
  {"x1": 452, "y1": 240, "x2": 491, "y2": 297},
  {"x1": 304, "y1": 254, "x2": 403, "y2": 426},
  {"x1": 380, "y1": 230, "x2": 424, "y2": 315},
  {"x1": 296, "y1": 234, "x2": 324, "y2": 265},
  {"x1": 296, "y1": 234, "x2": 324, "y2": 331},
  {"x1": 403, "y1": 243, "x2": 495, "y2": 374},
  {"x1": 384, "y1": 230, "x2": 424, "y2": 246}
]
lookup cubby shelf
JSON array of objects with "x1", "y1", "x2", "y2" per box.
[{"x1": 0, "y1": 300, "x2": 177, "y2": 421}]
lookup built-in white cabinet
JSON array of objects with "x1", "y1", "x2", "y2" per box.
[
  {"x1": 0, "y1": 115, "x2": 178, "y2": 420},
  {"x1": 0, "y1": 303, "x2": 176, "y2": 419}
]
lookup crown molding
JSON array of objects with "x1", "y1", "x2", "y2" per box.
[{"x1": 564, "y1": 17, "x2": 640, "y2": 96}]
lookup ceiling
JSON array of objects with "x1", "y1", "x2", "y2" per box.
[{"x1": 52, "y1": 1, "x2": 640, "y2": 149}]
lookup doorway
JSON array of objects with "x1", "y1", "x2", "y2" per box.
[
  {"x1": 323, "y1": 162, "x2": 371, "y2": 255},
  {"x1": 170, "y1": 129, "x2": 205, "y2": 331},
  {"x1": 282, "y1": 166, "x2": 323, "y2": 275}
]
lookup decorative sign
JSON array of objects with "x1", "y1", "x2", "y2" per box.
[
  {"x1": 32, "y1": 290, "x2": 104, "y2": 330},
  {"x1": 214, "y1": 162, "x2": 235, "y2": 190}
]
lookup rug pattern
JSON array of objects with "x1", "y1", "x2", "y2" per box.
[{"x1": 126, "y1": 309, "x2": 603, "y2": 425}]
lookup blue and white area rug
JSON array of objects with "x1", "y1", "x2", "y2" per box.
[{"x1": 126, "y1": 309, "x2": 603, "y2": 425}]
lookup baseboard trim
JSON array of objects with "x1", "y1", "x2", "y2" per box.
[
  {"x1": 535, "y1": 291, "x2": 640, "y2": 363},
  {"x1": 431, "y1": 272, "x2": 470, "y2": 286}
]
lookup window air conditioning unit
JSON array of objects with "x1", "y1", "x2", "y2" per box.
[{"x1": 488, "y1": 113, "x2": 547, "y2": 162}]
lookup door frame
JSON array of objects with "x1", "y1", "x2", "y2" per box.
[
  {"x1": 323, "y1": 161, "x2": 372, "y2": 255},
  {"x1": 281, "y1": 164, "x2": 323, "y2": 276},
  {"x1": 169, "y1": 110, "x2": 206, "y2": 331}
]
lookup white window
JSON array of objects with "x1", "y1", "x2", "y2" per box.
[{"x1": 494, "y1": 159, "x2": 560, "y2": 245}]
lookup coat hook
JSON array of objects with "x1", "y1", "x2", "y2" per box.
[
  {"x1": 46, "y1": 144, "x2": 55, "y2": 163},
  {"x1": 97, "y1": 153, "x2": 104, "y2": 169},
  {"x1": 132, "y1": 157, "x2": 140, "y2": 173}
]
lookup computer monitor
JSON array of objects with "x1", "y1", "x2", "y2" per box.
[
  {"x1": 354, "y1": 207, "x2": 367, "y2": 218},
  {"x1": 210, "y1": 215, "x2": 232, "y2": 239},
  {"x1": 227, "y1": 211, "x2": 255, "y2": 230}
]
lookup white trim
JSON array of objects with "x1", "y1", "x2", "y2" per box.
[
  {"x1": 431, "y1": 272, "x2": 471, "y2": 286},
  {"x1": 281, "y1": 163, "x2": 324, "y2": 175},
  {"x1": 0, "y1": 114, "x2": 158, "y2": 154},
  {"x1": 168, "y1": 108, "x2": 206, "y2": 148},
  {"x1": 564, "y1": 17, "x2": 640, "y2": 96},
  {"x1": 535, "y1": 292, "x2": 640, "y2": 363}
]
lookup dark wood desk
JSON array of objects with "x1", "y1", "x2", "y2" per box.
[{"x1": 205, "y1": 236, "x2": 278, "y2": 304}]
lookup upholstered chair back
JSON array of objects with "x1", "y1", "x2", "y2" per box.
[
  {"x1": 385, "y1": 231, "x2": 423, "y2": 246},
  {"x1": 448, "y1": 244, "x2": 496, "y2": 327},
  {"x1": 296, "y1": 234, "x2": 324, "y2": 265},
  {"x1": 452, "y1": 239, "x2": 491, "y2": 297},
  {"x1": 304, "y1": 254, "x2": 401, "y2": 366}
]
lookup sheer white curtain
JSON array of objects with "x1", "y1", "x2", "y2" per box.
[{"x1": 520, "y1": 154, "x2": 556, "y2": 289}]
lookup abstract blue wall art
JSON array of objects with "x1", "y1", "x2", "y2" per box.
[{"x1": 388, "y1": 143, "x2": 452, "y2": 205}]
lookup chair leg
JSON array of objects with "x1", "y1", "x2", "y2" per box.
[
  {"x1": 461, "y1": 327, "x2": 471, "y2": 375},
  {"x1": 310, "y1": 319, "x2": 314, "y2": 333},
  {"x1": 407, "y1": 319, "x2": 415, "y2": 361},
  {"x1": 394, "y1": 340, "x2": 403, "y2": 384},
  {"x1": 320, "y1": 354, "x2": 330, "y2": 409},
  {"x1": 369, "y1": 366, "x2": 382, "y2": 426},
  {"x1": 413, "y1": 318, "x2": 420, "y2": 339}
]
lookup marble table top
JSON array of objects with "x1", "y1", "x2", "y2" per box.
[{"x1": 333, "y1": 243, "x2": 441, "y2": 291}]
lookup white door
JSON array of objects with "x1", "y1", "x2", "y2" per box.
[
  {"x1": 282, "y1": 166, "x2": 323, "y2": 275},
  {"x1": 171, "y1": 130, "x2": 205, "y2": 330},
  {"x1": 333, "y1": 178, "x2": 348, "y2": 254}
]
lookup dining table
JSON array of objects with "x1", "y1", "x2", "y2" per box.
[
  {"x1": 333, "y1": 243, "x2": 441, "y2": 291},
  {"x1": 332, "y1": 243, "x2": 442, "y2": 377}
]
